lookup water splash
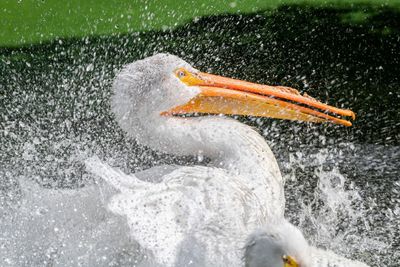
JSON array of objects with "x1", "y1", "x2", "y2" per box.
[{"x1": 281, "y1": 145, "x2": 400, "y2": 266}]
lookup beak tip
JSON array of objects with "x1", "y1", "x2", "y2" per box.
[{"x1": 351, "y1": 112, "x2": 356, "y2": 121}]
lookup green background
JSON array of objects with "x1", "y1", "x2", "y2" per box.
[{"x1": 1, "y1": 0, "x2": 400, "y2": 47}]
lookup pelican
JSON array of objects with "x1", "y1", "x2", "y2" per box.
[{"x1": 86, "y1": 53, "x2": 368, "y2": 267}]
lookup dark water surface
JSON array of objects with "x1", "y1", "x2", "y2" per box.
[{"x1": 1, "y1": 4, "x2": 399, "y2": 267}]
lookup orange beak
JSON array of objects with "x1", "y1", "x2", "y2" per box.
[{"x1": 163, "y1": 67, "x2": 355, "y2": 126}]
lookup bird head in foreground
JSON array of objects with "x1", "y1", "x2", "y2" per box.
[
  {"x1": 244, "y1": 221, "x2": 370, "y2": 267},
  {"x1": 112, "y1": 53, "x2": 355, "y2": 132},
  {"x1": 245, "y1": 222, "x2": 310, "y2": 267}
]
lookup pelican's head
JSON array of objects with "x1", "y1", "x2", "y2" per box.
[
  {"x1": 244, "y1": 221, "x2": 371, "y2": 267},
  {"x1": 245, "y1": 222, "x2": 310, "y2": 267},
  {"x1": 112, "y1": 53, "x2": 199, "y2": 124},
  {"x1": 112, "y1": 53, "x2": 355, "y2": 129}
]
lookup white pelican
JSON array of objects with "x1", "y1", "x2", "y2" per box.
[{"x1": 86, "y1": 53, "x2": 367, "y2": 267}]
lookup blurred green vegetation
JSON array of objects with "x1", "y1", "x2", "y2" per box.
[{"x1": 1, "y1": 0, "x2": 400, "y2": 47}]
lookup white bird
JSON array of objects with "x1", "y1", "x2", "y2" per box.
[{"x1": 86, "y1": 53, "x2": 367, "y2": 267}]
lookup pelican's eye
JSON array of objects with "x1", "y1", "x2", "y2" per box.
[
  {"x1": 176, "y1": 68, "x2": 187, "y2": 79},
  {"x1": 282, "y1": 255, "x2": 299, "y2": 267},
  {"x1": 175, "y1": 68, "x2": 204, "y2": 86}
]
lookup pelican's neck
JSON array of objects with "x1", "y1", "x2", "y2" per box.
[{"x1": 140, "y1": 115, "x2": 285, "y2": 217}]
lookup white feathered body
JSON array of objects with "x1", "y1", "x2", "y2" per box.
[{"x1": 110, "y1": 167, "x2": 263, "y2": 266}]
